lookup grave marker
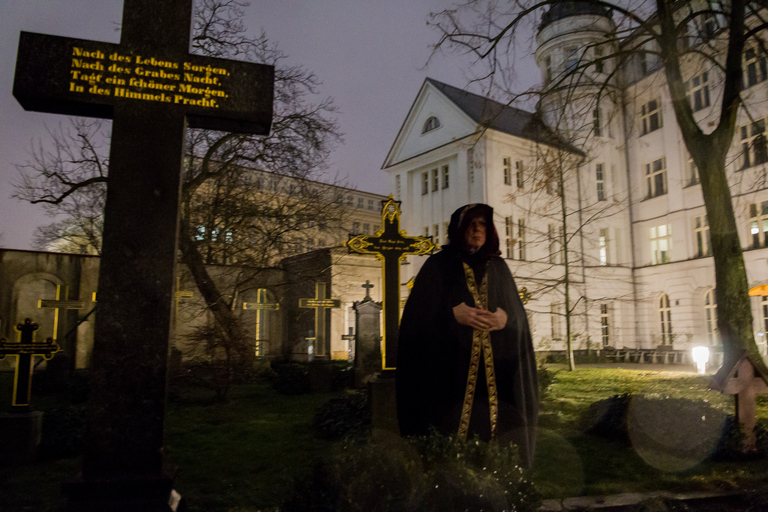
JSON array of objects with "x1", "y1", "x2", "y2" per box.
[
  {"x1": 298, "y1": 282, "x2": 340, "y2": 359},
  {"x1": 0, "y1": 319, "x2": 60, "y2": 410},
  {"x1": 13, "y1": 0, "x2": 273, "y2": 505},
  {"x1": 347, "y1": 197, "x2": 435, "y2": 370},
  {"x1": 38, "y1": 285, "x2": 85, "y2": 342},
  {"x1": 243, "y1": 288, "x2": 280, "y2": 356}
]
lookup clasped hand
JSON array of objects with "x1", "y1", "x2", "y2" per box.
[{"x1": 452, "y1": 303, "x2": 507, "y2": 332}]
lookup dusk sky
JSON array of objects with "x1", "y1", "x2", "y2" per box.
[{"x1": 0, "y1": 0, "x2": 539, "y2": 250}]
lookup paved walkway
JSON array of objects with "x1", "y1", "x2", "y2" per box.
[{"x1": 540, "y1": 487, "x2": 768, "y2": 510}]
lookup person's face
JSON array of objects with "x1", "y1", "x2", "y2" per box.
[{"x1": 464, "y1": 216, "x2": 487, "y2": 252}]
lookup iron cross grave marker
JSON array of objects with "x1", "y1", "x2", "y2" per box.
[
  {"x1": 347, "y1": 196, "x2": 435, "y2": 371},
  {"x1": 243, "y1": 288, "x2": 280, "y2": 356},
  {"x1": 299, "y1": 283, "x2": 340, "y2": 359},
  {"x1": 38, "y1": 284, "x2": 85, "y2": 342},
  {"x1": 12, "y1": 0, "x2": 274, "y2": 493}
]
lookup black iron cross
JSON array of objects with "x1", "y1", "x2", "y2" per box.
[
  {"x1": 299, "y1": 283, "x2": 340, "y2": 359},
  {"x1": 38, "y1": 284, "x2": 85, "y2": 342},
  {"x1": 12, "y1": 0, "x2": 273, "y2": 483},
  {"x1": 347, "y1": 196, "x2": 435, "y2": 371},
  {"x1": 0, "y1": 319, "x2": 60, "y2": 410}
]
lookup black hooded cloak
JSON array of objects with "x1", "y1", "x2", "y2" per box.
[{"x1": 396, "y1": 204, "x2": 539, "y2": 467}]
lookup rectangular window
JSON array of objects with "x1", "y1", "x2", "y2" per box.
[
  {"x1": 744, "y1": 47, "x2": 768, "y2": 88},
  {"x1": 703, "y1": 12, "x2": 719, "y2": 39},
  {"x1": 424, "y1": 226, "x2": 429, "y2": 237},
  {"x1": 640, "y1": 99, "x2": 662, "y2": 135},
  {"x1": 516, "y1": 160, "x2": 524, "y2": 189},
  {"x1": 687, "y1": 156, "x2": 700, "y2": 186},
  {"x1": 594, "y1": 46, "x2": 604, "y2": 73},
  {"x1": 599, "y1": 228, "x2": 609, "y2": 265},
  {"x1": 545, "y1": 55, "x2": 553, "y2": 83},
  {"x1": 517, "y1": 219, "x2": 526, "y2": 260},
  {"x1": 750, "y1": 201, "x2": 768, "y2": 248},
  {"x1": 645, "y1": 157, "x2": 667, "y2": 198},
  {"x1": 596, "y1": 163, "x2": 606, "y2": 201},
  {"x1": 395, "y1": 174, "x2": 401, "y2": 199},
  {"x1": 352, "y1": 222, "x2": 360, "y2": 235},
  {"x1": 503, "y1": 157, "x2": 512, "y2": 185},
  {"x1": 593, "y1": 108, "x2": 602, "y2": 136},
  {"x1": 442, "y1": 165, "x2": 450, "y2": 189},
  {"x1": 433, "y1": 224, "x2": 439, "y2": 242},
  {"x1": 685, "y1": 72, "x2": 710, "y2": 112},
  {"x1": 368, "y1": 199, "x2": 374, "y2": 210},
  {"x1": 421, "y1": 172, "x2": 428, "y2": 195},
  {"x1": 467, "y1": 148, "x2": 475, "y2": 183},
  {"x1": 432, "y1": 168, "x2": 439, "y2": 192},
  {"x1": 548, "y1": 224, "x2": 557, "y2": 264},
  {"x1": 505, "y1": 216, "x2": 514, "y2": 259},
  {"x1": 639, "y1": 52, "x2": 648, "y2": 76},
  {"x1": 357, "y1": 197, "x2": 365, "y2": 208},
  {"x1": 694, "y1": 215, "x2": 711, "y2": 257},
  {"x1": 565, "y1": 46, "x2": 578, "y2": 73},
  {"x1": 600, "y1": 304, "x2": 610, "y2": 346},
  {"x1": 443, "y1": 221, "x2": 449, "y2": 245},
  {"x1": 551, "y1": 304, "x2": 561, "y2": 339},
  {"x1": 363, "y1": 223, "x2": 370, "y2": 235},
  {"x1": 741, "y1": 119, "x2": 768, "y2": 169},
  {"x1": 650, "y1": 224, "x2": 672, "y2": 264}
]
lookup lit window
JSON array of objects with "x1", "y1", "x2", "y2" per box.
[
  {"x1": 744, "y1": 47, "x2": 768, "y2": 88},
  {"x1": 749, "y1": 201, "x2": 768, "y2": 248},
  {"x1": 650, "y1": 224, "x2": 672, "y2": 264},
  {"x1": 741, "y1": 119, "x2": 768, "y2": 169},
  {"x1": 694, "y1": 215, "x2": 711, "y2": 257},
  {"x1": 600, "y1": 304, "x2": 610, "y2": 346},
  {"x1": 442, "y1": 165, "x2": 449, "y2": 189},
  {"x1": 645, "y1": 157, "x2": 667, "y2": 198},
  {"x1": 640, "y1": 99, "x2": 662, "y2": 135},
  {"x1": 659, "y1": 293, "x2": 673, "y2": 345},
  {"x1": 704, "y1": 289, "x2": 718, "y2": 344},
  {"x1": 421, "y1": 172, "x2": 428, "y2": 195},
  {"x1": 596, "y1": 163, "x2": 606, "y2": 201},
  {"x1": 516, "y1": 160, "x2": 524, "y2": 189},
  {"x1": 685, "y1": 72, "x2": 710, "y2": 112},
  {"x1": 423, "y1": 116, "x2": 440, "y2": 133},
  {"x1": 599, "y1": 228, "x2": 609, "y2": 265},
  {"x1": 503, "y1": 157, "x2": 512, "y2": 185}
]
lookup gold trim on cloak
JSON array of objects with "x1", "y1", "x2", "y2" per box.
[{"x1": 457, "y1": 262, "x2": 499, "y2": 440}]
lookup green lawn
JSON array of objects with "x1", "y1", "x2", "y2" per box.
[{"x1": 1, "y1": 366, "x2": 768, "y2": 511}]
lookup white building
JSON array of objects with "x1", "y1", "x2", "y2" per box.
[{"x1": 383, "y1": 3, "x2": 768, "y2": 358}]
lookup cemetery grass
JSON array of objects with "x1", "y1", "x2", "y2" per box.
[{"x1": 3, "y1": 367, "x2": 768, "y2": 511}]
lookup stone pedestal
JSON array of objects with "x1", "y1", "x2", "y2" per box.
[
  {"x1": 308, "y1": 359, "x2": 333, "y2": 393},
  {"x1": 62, "y1": 474, "x2": 183, "y2": 512},
  {"x1": 369, "y1": 371, "x2": 399, "y2": 435},
  {"x1": 0, "y1": 411, "x2": 43, "y2": 465}
]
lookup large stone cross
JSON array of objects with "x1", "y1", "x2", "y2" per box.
[
  {"x1": 12, "y1": 0, "x2": 274, "y2": 501},
  {"x1": 243, "y1": 288, "x2": 280, "y2": 356},
  {"x1": 0, "y1": 319, "x2": 60, "y2": 410},
  {"x1": 347, "y1": 197, "x2": 435, "y2": 370},
  {"x1": 299, "y1": 283, "x2": 340, "y2": 359}
]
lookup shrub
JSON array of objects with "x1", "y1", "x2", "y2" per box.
[
  {"x1": 281, "y1": 431, "x2": 540, "y2": 512},
  {"x1": 537, "y1": 363, "x2": 558, "y2": 401},
  {"x1": 331, "y1": 360, "x2": 354, "y2": 390},
  {"x1": 712, "y1": 415, "x2": 768, "y2": 461},
  {"x1": 313, "y1": 391, "x2": 370, "y2": 440},
  {"x1": 271, "y1": 362, "x2": 309, "y2": 395},
  {"x1": 40, "y1": 405, "x2": 86, "y2": 458}
]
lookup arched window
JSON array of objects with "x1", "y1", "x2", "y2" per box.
[
  {"x1": 704, "y1": 289, "x2": 718, "y2": 344},
  {"x1": 659, "y1": 293, "x2": 672, "y2": 345},
  {"x1": 423, "y1": 116, "x2": 441, "y2": 133}
]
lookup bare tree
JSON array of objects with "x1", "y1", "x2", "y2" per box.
[{"x1": 431, "y1": 0, "x2": 768, "y2": 377}]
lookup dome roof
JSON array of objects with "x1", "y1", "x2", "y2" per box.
[{"x1": 538, "y1": 2, "x2": 612, "y2": 31}]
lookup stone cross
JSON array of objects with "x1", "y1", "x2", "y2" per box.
[
  {"x1": 13, "y1": 0, "x2": 274, "y2": 500},
  {"x1": 38, "y1": 284, "x2": 85, "y2": 342},
  {"x1": 342, "y1": 327, "x2": 356, "y2": 362},
  {"x1": 361, "y1": 280, "x2": 374, "y2": 301},
  {"x1": 0, "y1": 319, "x2": 60, "y2": 410},
  {"x1": 347, "y1": 196, "x2": 435, "y2": 370},
  {"x1": 298, "y1": 283, "x2": 340, "y2": 359},
  {"x1": 242, "y1": 288, "x2": 280, "y2": 356}
]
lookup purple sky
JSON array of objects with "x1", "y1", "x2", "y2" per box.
[{"x1": 0, "y1": 0, "x2": 538, "y2": 250}]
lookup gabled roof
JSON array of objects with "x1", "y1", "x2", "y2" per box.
[{"x1": 382, "y1": 78, "x2": 580, "y2": 169}]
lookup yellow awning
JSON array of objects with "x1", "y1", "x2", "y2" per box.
[{"x1": 749, "y1": 284, "x2": 768, "y2": 296}]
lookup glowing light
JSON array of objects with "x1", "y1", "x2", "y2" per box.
[{"x1": 692, "y1": 346, "x2": 709, "y2": 374}]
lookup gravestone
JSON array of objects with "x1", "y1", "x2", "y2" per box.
[
  {"x1": 299, "y1": 283, "x2": 340, "y2": 392},
  {"x1": 0, "y1": 319, "x2": 60, "y2": 465},
  {"x1": 12, "y1": 0, "x2": 273, "y2": 508},
  {"x1": 353, "y1": 299, "x2": 382, "y2": 388},
  {"x1": 342, "y1": 328, "x2": 356, "y2": 363}
]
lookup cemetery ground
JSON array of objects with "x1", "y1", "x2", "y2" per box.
[{"x1": 3, "y1": 363, "x2": 768, "y2": 511}]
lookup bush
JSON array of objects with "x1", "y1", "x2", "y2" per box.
[
  {"x1": 712, "y1": 415, "x2": 768, "y2": 461},
  {"x1": 331, "y1": 360, "x2": 354, "y2": 390},
  {"x1": 271, "y1": 362, "x2": 309, "y2": 395},
  {"x1": 40, "y1": 405, "x2": 87, "y2": 459},
  {"x1": 313, "y1": 391, "x2": 370, "y2": 440},
  {"x1": 282, "y1": 431, "x2": 540, "y2": 512},
  {"x1": 537, "y1": 363, "x2": 558, "y2": 401}
]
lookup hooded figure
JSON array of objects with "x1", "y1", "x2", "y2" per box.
[{"x1": 396, "y1": 204, "x2": 539, "y2": 467}]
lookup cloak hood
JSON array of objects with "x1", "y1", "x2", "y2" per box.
[{"x1": 447, "y1": 203, "x2": 501, "y2": 259}]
